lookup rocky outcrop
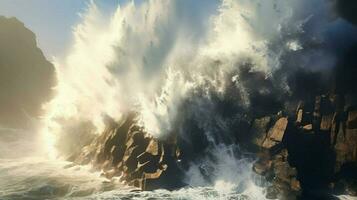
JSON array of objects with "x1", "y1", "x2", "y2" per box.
[
  {"x1": 252, "y1": 115, "x2": 300, "y2": 199},
  {"x1": 0, "y1": 16, "x2": 55, "y2": 128},
  {"x1": 71, "y1": 93, "x2": 357, "y2": 197},
  {"x1": 252, "y1": 94, "x2": 357, "y2": 199},
  {"x1": 336, "y1": 0, "x2": 357, "y2": 25},
  {"x1": 71, "y1": 113, "x2": 183, "y2": 190},
  {"x1": 262, "y1": 117, "x2": 288, "y2": 149},
  {"x1": 69, "y1": 91, "x2": 357, "y2": 197}
]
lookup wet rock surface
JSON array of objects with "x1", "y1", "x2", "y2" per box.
[
  {"x1": 69, "y1": 93, "x2": 357, "y2": 199},
  {"x1": 71, "y1": 113, "x2": 184, "y2": 190},
  {"x1": 70, "y1": 93, "x2": 357, "y2": 198},
  {"x1": 252, "y1": 94, "x2": 357, "y2": 199}
]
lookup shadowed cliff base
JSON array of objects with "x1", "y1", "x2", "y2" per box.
[{"x1": 336, "y1": 0, "x2": 357, "y2": 26}]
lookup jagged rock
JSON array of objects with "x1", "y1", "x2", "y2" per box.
[
  {"x1": 302, "y1": 124, "x2": 313, "y2": 131},
  {"x1": 336, "y1": 0, "x2": 357, "y2": 25},
  {"x1": 321, "y1": 114, "x2": 334, "y2": 131},
  {"x1": 335, "y1": 109, "x2": 357, "y2": 170},
  {"x1": 262, "y1": 117, "x2": 288, "y2": 148},
  {"x1": 314, "y1": 96, "x2": 322, "y2": 116},
  {"x1": 274, "y1": 161, "x2": 296, "y2": 183},
  {"x1": 270, "y1": 118, "x2": 288, "y2": 142},
  {"x1": 296, "y1": 109, "x2": 303, "y2": 125},
  {"x1": 347, "y1": 111, "x2": 357, "y2": 129},
  {"x1": 254, "y1": 94, "x2": 357, "y2": 199},
  {"x1": 266, "y1": 186, "x2": 279, "y2": 199},
  {"x1": 146, "y1": 140, "x2": 159, "y2": 156},
  {"x1": 251, "y1": 116, "x2": 272, "y2": 147},
  {"x1": 253, "y1": 159, "x2": 272, "y2": 175},
  {"x1": 345, "y1": 128, "x2": 357, "y2": 161},
  {"x1": 272, "y1": 150, "x2": 299, "y2": 195},
  {"x1": 144, "y1": 166, "x2": 166, "y2": 180},
  {"x1": 254, "y1": 147, "x2": 300, "y2": 199},
  {"x1": 335, "y1": 142, "x2": 350, "y2": 168},
  {"x1": 290, "y1": 178, "x2": 301, "y2": 191},
  {"x1": 72, "y1": 113, "x2": 181, "y2": 190}
]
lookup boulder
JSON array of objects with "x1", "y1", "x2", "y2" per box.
[
  {"x1": 320, "y1": 114, "x2": 334, "y2": 131},
  {"x1": 302, "y1": 124, "x2": 313, "y2": 131},
  {"x1": 253, "y1": 159, "x2": 272, "y2": 175},
  {"x1": 269, "y1": 118, "x2": 288, "y2": 142},
  {"x1": 262, "y1": 117, "x2": 288, "y2": 148},
  {"x1": 296, "y1": 109, "x2": 303, "y2": 125},
  {"x1": 253, "y1": 94, "x2": 357, "y2": 199},
  {"x1": 335, "y1": 119, "x2": 357, "y2": 170},
  {"x1": 290, "y1": 178, "x2": 301, "y2": 192},
  {"x1": 251, "y1": 116, "x2": 271, "y2": 147},
  {"x1": 347, "y1": 111, "x2": 357, "y2": 129},
  {"x1": 345, "y1": 128, "x2": 357, "y2": 161},
  {"x1": 72, "y1": 113, "x2": 181, "y2": 190},
  {"x1": 146, "y1": 140, "x2": 159, "y2": 156}
]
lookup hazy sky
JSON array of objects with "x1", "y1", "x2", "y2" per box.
[{"x1": 0, "y1": 0, "x2": 125, "y2": 58}]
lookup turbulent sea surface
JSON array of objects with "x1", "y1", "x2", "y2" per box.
[
  {"x1": 0, "y1": 158, "x2": 354, "y2": 200},
  {"x1": 0, "y1": 158, "x2": 268, "y2": 200}
]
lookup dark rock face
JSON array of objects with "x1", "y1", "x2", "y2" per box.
[
  {"x1": 72, "y1": 93, "x2": 357, "y2": 197},
  {"x1": 0, "y1": 16, "x2": 55, "y2": 128},
  {"x1": 72, "y1": 113, "x2": 184, "y2": 190},
  {"x1": 336, "y1": 0, "x2": 357, "y2": 25},
  {"x1": 252, "y1": 94, "x2": 357, "y2": 199}
]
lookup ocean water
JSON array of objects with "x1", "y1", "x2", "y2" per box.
[
  {"x1": 0, "y1": 157, "x2": 268, "y2": 200},
  {"x1": 1, "y1": 157, "x2": 357, "y2": 200}
]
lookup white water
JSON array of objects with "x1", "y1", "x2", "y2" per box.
[
  {"x1": 35, "y1": 1, "x2": 294, "y2": 197},
  {"x1": 0, "y1": 157, "x2": 267, "y2": 200},
  {"x1": 41, "y1": 0, "x2": 297, "y2": 156},
  {"x1": 38, "y1": 2, "x2": 305, "y2": 193},
  {"x1": 1, "y1": 157, "x2": 355, "y2": 199}
]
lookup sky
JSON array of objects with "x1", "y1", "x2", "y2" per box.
[{"x1": 0, "y1": 0, "x2": 126, "y2": 58}]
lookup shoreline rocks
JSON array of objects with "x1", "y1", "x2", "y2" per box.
[
  {"x1": 69, "y1": 92, "x2": 357, "y2": 198},
  {"x1": 71, "y1": 112, "x2": 184, "y2": 190},
  {"x1": 252, "y1": 94, "x2": 357, "y2": 199}
]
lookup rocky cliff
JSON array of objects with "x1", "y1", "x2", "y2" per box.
[
  {"x1": 70, "y1": 113, "x2": 184, "y2": 190},
  {"x1": 71, "y1": 93, "x2": 357, "y2": 198},
  {"x1": 252, "y1": 94, "x2": 357, "y2": 199},
  {"x1": 68, "y1": 5, "x2": 357, "y2": 196},
  {"x1": 0, "y1": 16, "x2": 55, "y2": 129}
]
